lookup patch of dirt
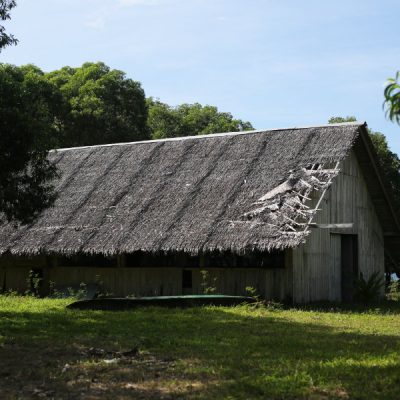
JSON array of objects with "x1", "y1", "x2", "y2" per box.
[
  {"x1": 0, "y1": 343, "x2": 200, "y2": 399},
  {"x1": 309, "y1": 386, "x2": 349, "y2": 400}
]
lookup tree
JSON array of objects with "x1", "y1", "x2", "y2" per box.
[
  {"x1": 147, "y1": 99, "x2": 253, "y2": 139},
  {"x1": 0, "y1": 0, "x2": 17, "y2": 52},
  {"x1": 328, "y1": 116, "x2": 400, "y2": 212},
  {"x1": 384, "y1": 71, "x2": 400, "y2": 125},
  {"x1": 46, "y1": 62, "x2": 149, "y2": 147},
  {"x1": 328, "y1": 116, "x2": 357, "y2": 124},
  {"x1": 0, "y1": 64, "x2": 62, "y2": 223},
  {"x1": 369, "y1": 132, "x2": 400, "y2": 209},
  {"x1": 0, "y1": 2, "x2": 61, "y2": 224}
]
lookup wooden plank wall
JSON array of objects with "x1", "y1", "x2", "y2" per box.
[
  {"x1": 0, "y1": 255, "x2": 48, "y2": 293},
  {"x1": 292, "y1": 151, "x2": 385, "y2": 303},
  {"x1": 0, "y1": 266, "x2": 288, "y2": 299},
  {"x1": 0, "y1": 264, "x2": 291, "y2": 298},
  {"x1": 0, "y1": 249, "x2": 293, "y2": 298},
  {"x1": 329, "y1": 234, "x2": 341, "y2": 301},
  {"x1": 51, "y1": 267, "x2": 181, "y2": 297}
]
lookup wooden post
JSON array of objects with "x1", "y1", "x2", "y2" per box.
[{"x1": 117, "y1": 254, "x2": 126, "y2": 268}]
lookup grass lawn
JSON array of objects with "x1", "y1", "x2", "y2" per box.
[{"x1": 1, "y1": 297, "x2": 400, "y2": 399}]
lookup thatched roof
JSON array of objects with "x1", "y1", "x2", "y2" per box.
[{"x1": 0, "y1": 122, "x2": 398, "y2": 256}]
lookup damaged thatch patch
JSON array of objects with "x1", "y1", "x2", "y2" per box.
[
  {"x1": 0, "y1": 123, "x2": 362, "y2": 256},
  {"x1": 238, "y1": 164, "x2": 339, "y2": 241}
]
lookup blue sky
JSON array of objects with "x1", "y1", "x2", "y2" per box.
[{"x1": 2, "y1": 0, "x2": 400, "y2": 153}]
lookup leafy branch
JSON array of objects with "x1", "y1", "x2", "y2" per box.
[
  {"x1": 384, "y1": 71, "x2": 400, "y2": 125},
  {"x1": 0, "y1": 0, "x2": 18, "y2": 52}
]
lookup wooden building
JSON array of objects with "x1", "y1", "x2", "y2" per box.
[{"x1": 1, "y1": 122, "x2": 399, "y2": 302}]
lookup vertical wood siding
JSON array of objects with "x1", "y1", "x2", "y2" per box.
[
  {"x1": 292, "y1": 151, "x2": 385, "y2": 303},
  {"x1": 329, "y1": 234, "x2": 341, "y2": 301},
  {"x1": 0, "y1": 264, "x2": 291, "y2": 298},
  {"x1": 0, "y1": 249, "x2": 292, "y2": 299}
]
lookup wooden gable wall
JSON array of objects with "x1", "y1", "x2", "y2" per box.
[{"x1": 291, "y1": 150, "x2": 385, "y2": 303}]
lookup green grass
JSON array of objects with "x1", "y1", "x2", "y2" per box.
[{"x1": 1, "y1": 297, "x2": 400, "y2": 399}]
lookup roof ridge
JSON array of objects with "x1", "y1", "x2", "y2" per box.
[{"x1": 51, "y1": 121, "x2": 365, "y2": 153}]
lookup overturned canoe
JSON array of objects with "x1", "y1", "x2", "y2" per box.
[{"x1": 67, "y1": 295, "x2": 256, "y2": 310}]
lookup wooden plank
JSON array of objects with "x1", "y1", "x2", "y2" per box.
[{"x1": 310, "y1": 223, "x2": 353, "y2": 229}]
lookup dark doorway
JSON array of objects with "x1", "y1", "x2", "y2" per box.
[
  {"x1": 341, "y1": 235, "x2": 358, "y2": 303},
  {"x1": 182, "y1": 269, "x2": 192, "y2": 295}
]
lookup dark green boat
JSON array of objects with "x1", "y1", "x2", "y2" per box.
[{"x1": 67, "y1": 295, "x2": 256, "y2": 310}]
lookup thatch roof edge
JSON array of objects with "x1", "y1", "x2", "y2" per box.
[{"x1": 51, "y1": 121, "x2": 365, "y2": 153}]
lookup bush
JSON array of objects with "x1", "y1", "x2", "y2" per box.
[
  {"x1": 355, "y1": 271, "x2": 384, "y2": 303},
  {"x1": 200, "y1": 270, "x2": 217, "y2": 294},
  {"x1": 387, "y1": 279, "x2": 400, "y2": 301}
]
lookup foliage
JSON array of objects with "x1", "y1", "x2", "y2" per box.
[
  {"x1": 355, "y1": 271, "x2": 384, "y2": 303},
  {"x1": 0, "y1": 5, "x2": 59, "y2": 224},
  {"x1": 0, "y1": 64, "x2": 60, "y2": 223},
  {"x1": 244, "y1": 287, "x2": 285, "y2": 310},
  {"x1": 0, "y1": 0, "x2": 17, "y2": 52},
  {"x1": 245, "y1": 285, "x2": 259, "y2": 299},
  {"x1": 384, "y1": 71, "x2": 400, "y2": 125},
  {"x1": 328, "y1": 116, "x2": 357, "y2": 124},
  {"x1": 200, "y1": 270, "x2": 217, "y2": 294},
  {"x1": 45, "y1": 62, "x2": 150, "y2": 147},
  {"x1": 147, "y1": 98, "x2": 253, "y2": 139},
  {"x1": 1, "y1": 297, "x2": 400, "y2": 398},
  {"x1": 387, "y1": 279, "x2": 400, "y2": 301},
  {"x1": 369, "y1": 131, "x2": 400, "y2": 210},
  {"x1": 25, "y1": 270, "x2": 42, "y2": 297},
  {"x1": 48, "y1": 281, "x2": 89, "y2": 300}
]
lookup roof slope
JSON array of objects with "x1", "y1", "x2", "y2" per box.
[{"x1": 0, "y1": 123, "x2": 364, "y2": 256}]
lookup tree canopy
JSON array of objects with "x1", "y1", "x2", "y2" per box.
[
  {"x1": 0, "y1": 3, "x2": 61, "y2": 224},
  {"x1": 46, "y1": 62, "x2": 150, "y2": 147},
  {"x1": 147, "y1": 99, "x2": 253, "y2": 139},
  {"x1": 327, "y1": 116, "x2": 357, "y2": 125},
  {"x1": 0, "y1": 0, "x2": 17, "y2": 52},
  {"x1": 384, "y1": 71, "x2": 400, "y2": 125},
  {"x1": 0, "y1": 64, "x2": 61, "y2": 223}
]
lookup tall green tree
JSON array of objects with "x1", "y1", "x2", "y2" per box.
[
  {"x1": 0, "y1": 2, "x2": 61, "y2": 224},
  {"x1": 0, "y1": 0, "x2": 17, "y2": 52},
  {"x1": 328, "y1": 116, "x2": 400, "y2": 212},
  {"x1": 0, "y1": 64, "x2": 62, "y2": 223},
  {"x1": 46, "y1": 62, "x2": 149, "y2": 147},
  {"x1": 384, "y1": 71, "x2": 400, "y2": 125},
  {"x1": 147, "y1": 99, "x2": 253, "y2": 139}
]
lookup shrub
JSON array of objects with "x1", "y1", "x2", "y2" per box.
[
  {"x1": 200, "y1": 270, "x2": 217, "y2": 294},
  {"x1": 387, "y1": 279, "x2": 400, "y2": 301},
  {"x1": 355, "y1": 271, "x2": 384, "y2": 303}
]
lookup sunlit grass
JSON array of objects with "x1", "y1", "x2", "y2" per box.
[{"x1": 1, "y1": 296, "x2": 400, "y2": 399}]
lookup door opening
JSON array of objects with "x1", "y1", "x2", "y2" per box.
[
  {"x1": 341, "y1": 235, "x2": 358, "y2": 303},
  {"x1": 182, "y1": 269, "x2": 192, "y2": 295}
]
